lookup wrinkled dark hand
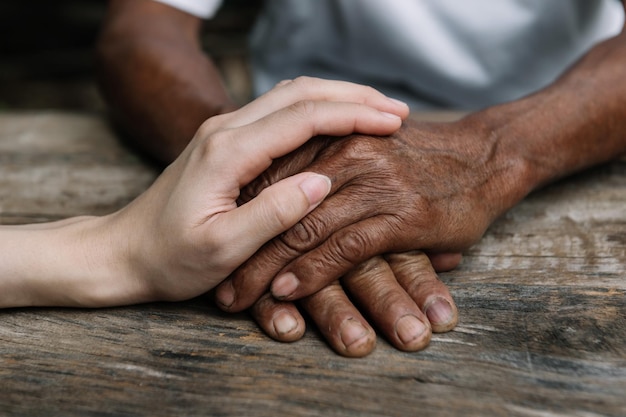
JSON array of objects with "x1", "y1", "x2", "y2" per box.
[
  {"x1": 217, "y1": 116, "x2": 525, "y2": 310},
  {"x1": 212, "y1": 114, "x2": 529, "y2": 355},
  {"x1": 227, "y1": 177, "x2": 461, "y2": 357},
  {"x1": 245, "y1": 251, "x2": 460, "y2": 357}
]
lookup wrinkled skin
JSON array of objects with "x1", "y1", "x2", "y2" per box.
[
  {"x1": 227, "y1": 117, "x2": 471, "y2": 356},
  {"x1": 214, "y1": 115, "x2": 513, "y2": 343},
  {"x1": 218, "y1": 26, "x2": 626, "y2": 350},
  {"x1": 99, "y1": 0, "x2": 626, "y2": 358},
  {"x1": 215, "y1": 116, "x2": 532, "y2": 311},
  {"x1": 246, "y1": 249, "x2": 460, "y2": 357}
]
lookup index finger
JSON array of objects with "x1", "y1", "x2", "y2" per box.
[
  {"x1": 204, "y1": 100, "x2": 404, "y2": 187},
  {"x1": 219, "y1": 76, "x2": 410, "y2": 129}
]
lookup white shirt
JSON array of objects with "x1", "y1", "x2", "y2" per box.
[
  {"x1": 152, "y1": 0, "x2": 222, "y2": 18},
  {"x1": 153, "y1": 0, "x2": 624, "y2": 110}
]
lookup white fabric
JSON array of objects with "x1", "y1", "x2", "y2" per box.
[
  {"x1": 249, "y1": 0, "x2": 624, "y2": 109},
  {"x1": 153, "y1": 0, "x2": 222, "y2": 18},
  {"x1": 154, "y1": 0, "x2": 625, "y2": 109}
]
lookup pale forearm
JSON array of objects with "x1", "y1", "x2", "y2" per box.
[
  {"x1": 0, "y1": 216, "x2": 141, "y2": 308},
  {"x1": 0, "y1": 79, "x2": 407, "y2": 311}
]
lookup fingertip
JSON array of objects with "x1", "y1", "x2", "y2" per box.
[
  {"x1": 338, "y1": 318, "x2": 377, "y2": 357},
  {"x1": 394, "y1": 314, "x2": 432, "y2": 351},
  {"x1": 271, "y1": 311, "x2": 306, "y2": 342},
  {"x1": 388, "y1": 97, "x2": 408, "y2": 107},
  {"x1": 251, "y1": 294, "x2": 306, "y2": 342},
  {"x1": 214, "y1": 280, "x2": 236, "y2": 311},
  {"x1": 380, "y1": 111, "x2": 402, "y2": 121},
  {"x1": 424, "y1": 297, "x2": 458, "y2": 333},
  {"x1": 298, "y1": 174, "x2": 331, "y2": 207},
  {"x1": 271, "y1": 272, "x2": 300, "y2": 300},
  {"x1": 387, "y1": 97, "x2": 410, "y2": 118},
  {"x1": 427, "y1": 252, "x2": 463, "y2": 272}
]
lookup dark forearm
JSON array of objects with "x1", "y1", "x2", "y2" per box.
[
  {"x1": 96, "y1": 0, "x2": 236, "y2": 163},
  {"x1": 473, "y1": 27, "x2": 626, "y2": 206}
]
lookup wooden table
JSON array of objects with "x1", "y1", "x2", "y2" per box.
[{"x1": 1, "y1": 111, "x2": 625, "y2": 417}]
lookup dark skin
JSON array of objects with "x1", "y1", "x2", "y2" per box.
[
  {"x1": 97, "y1": 0, "x2": 625, "y2": 356},
  {"x1": 96, "y1": 0, "x2": 236, "y2": 163},
  {"x1": 216, "y1": 19, "x2": 626, "y2": 308},
  {"x1": 97, "y1": 0, "x2": 461, "y2": 357}
]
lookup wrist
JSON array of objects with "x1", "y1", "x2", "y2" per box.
[
  {"x1": 0, "y1": 215, "x2": 146, "y2": 309},
  {"x1": 403, "y1": 115, "x2": 537, "y2": 224},
  {"x1": 469, "y1": 32, "x2": 626, "y2": 195},
  {"x1": 460, "y1": 105, "x2": 544, "y2": 204}
]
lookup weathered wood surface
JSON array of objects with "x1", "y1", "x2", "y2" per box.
[{"x1": 0, "y1": 111, "x2": 625, "y2": 417}]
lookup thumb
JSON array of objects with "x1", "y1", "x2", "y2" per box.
[{"x1": 213, "y1": 172, "x2": 331, "y2": 267}]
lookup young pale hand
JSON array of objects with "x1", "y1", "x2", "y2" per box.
[
  {"x1": 0, "y1": 77, "x2": 407, "y2": 308},
  {"x1": 97, "y1": 77, "x2": 409, "y2": 306}
]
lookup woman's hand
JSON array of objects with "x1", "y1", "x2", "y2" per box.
[{"x1": 0, "y1": 77, "x2": 408, "y2": 308}]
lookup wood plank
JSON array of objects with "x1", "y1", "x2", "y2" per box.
[
  {"x1": 0, "y1": 112, "x2": 624, "y2": 417},
  {"x1": 1, "y1": 287, "x2": 624, "y2": 416},
  {"x1": 0, "y1": 112, "x2": 158, "y2": 222}
]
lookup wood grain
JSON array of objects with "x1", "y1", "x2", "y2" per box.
[{"x1": 0, "y1": 111, "x2": 624, "y2": 417}]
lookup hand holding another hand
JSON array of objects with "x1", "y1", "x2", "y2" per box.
[
  {"x1": 216, "y1": 114, "x2": 533, "y2": 354},
  {"x1": 0, "y1": 77, "x2": 408, "y2": 309},
  {"x1": 104, "y1": 77, "x2": 411, "y2": 305}
]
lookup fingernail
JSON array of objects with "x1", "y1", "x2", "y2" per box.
[
  {"x1": 388, "y1": 97, "x2": 409, "y2": 109},
  {"x1": 215, "y1": 280, "x2": 235, "y2": 309},
  {"x1": 271, "y1": 272, "x2": 299, "y2": 299},
  {"x1": 395, "y1": 314, "x2": 428, "y2": 344},
  {"x1": 299, "y1": 174, "x2": 331, "y2": 206},
  {"x1": 273, "y1": 312, "x2": 298, "y2": 336},
  {"x1": 425, "y1": 298, "x2": 454, "y2": 326},
  {"x1": 340, "y1": 318, "x2": 370, "y2": 348},
  {"x1": 380, "y1": 111, "x2": 401, "y2": 120}
]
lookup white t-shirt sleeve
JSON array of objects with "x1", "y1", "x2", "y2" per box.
[{"x1": 152, "y1": 0, "x2": 223, "y2": 19}]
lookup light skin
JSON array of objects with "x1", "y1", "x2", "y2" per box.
[
  {"x1": 0, "y1": 79, "x2": 407, "y2": 310},
  {"x1": 97, "y1": 0, "x2": 461, "y2": 357}
]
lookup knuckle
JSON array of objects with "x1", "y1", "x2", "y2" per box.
[
  {"x1": 291, "y1": 75, "x2": 317, "y2": 90},
  {"x1": 386, "y1": 251, "x2": 433, "y2": 275},
  {"x1": 300, "y1": 281, "x2": 345, "y2": 315},
  {"x1": 329, "y1": 228, "x2": 373, "y2": 265},
  {"x1": 401, "y1": 268, "x2": 443, "y2": 298},
  {"x1": 360, "y1": 85, "x2": 380, "y2": 101},
  {"x1": 348, "y1": 256, "x2": 389, "y2": 281},
  {"x1": 279, "y1": 216, "x2": 327, "y2": 252},
  {"x1": 289, "y1": 99, "x2": 317, "y2": 120},
  {"x1": 344, "y1": 260, "x2": 408, "y2": 312},
  {"x1": 196, "y1": 114, "x2": 228, "y2": 136},
  {"x1": 194, "y1": 129, "x2": 232, "y2": 162},
  {"x1": 274, "y1": 79, "x2": 293, "y2": 88},
  {"x1": 327, "y1": 136, "x2": 383, "y2": 165}
]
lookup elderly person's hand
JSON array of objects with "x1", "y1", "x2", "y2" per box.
[
  {"x1": 217, "y1": 117, "x2": 499, "y2": 356},
  {"x1": 214, "y1": 115, "x2": 529, "y2": 345},
  {"x1": 216, "y1": 27, "x2": 626, "y2": 320},
  {"x1": 226, "y1": 139, "x2": 463, "y2": 356},
  {"x1": 245, "y1": 250, "x2": 460, "y2": 357},
  {"x1": 0, "y1": 78, "x2": 406, "y2": 308}
]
